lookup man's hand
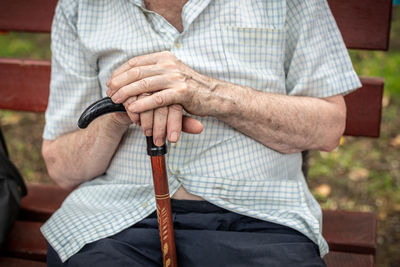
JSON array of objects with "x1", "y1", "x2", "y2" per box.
[
  {"x1": 106, "y1": 51, "x2": 222, "y2": 145},
  {"x1": 106, "y1": 51, "x2": 218, "y2": 115},
  {"x1": 108, "y1": 99, "x2": 203, "y2": 146}
]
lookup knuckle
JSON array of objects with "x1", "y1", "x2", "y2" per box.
[
  {"x1": 125, "y1": 96, "x2": 137, "y2": 106},
  {"x1": 140, "y1": 120, "x2": 152, "y2": 129},
  {"x1": 130, "y1": 112, "x2": 140, "y2": 122},
  {"x1": 154, "y1": 94, "x2": 165, "y2": 105},
  {"x1": 170, "y1": 72, "x2": 185, "y2": 82},
  {"x1": 140, "y1": 115, "x2": 152, "y2": 127},
  {"x1": 110, "y1": 80, "x2": 119, "y2": 90},
  {"x1": 127, "y1": 103, "x2": 134, "y2": 112},
  {"x1": 128, "y1": 68, "x2": 142, "y2": 80},
  {"x1": 139, "y1": 78, "x2": 150, "y2": 90},
  {"x1": 117, "y1": 88, "x2": 127, "y2": 99},
  {"x1": 138, "y1": 92, "x2": 150, "y2": 99},
  {"x1": 177, "y1": 83, "x2": 189, "y2": 94},
  {"x1": 157, "y1": 107, "x2": 169, "y2": 116},
  {"x1": 177, "y1": 73, "x2": 185, "y2": 80},
  {"x1": 170, "y1": 104, "x2": 182, "y2": 112},
  {"x1": 159, "y1": 60, "x2": 175, "y2": 69},
  {"x1": 128, "y1": 58, "x2": 137, "y2": 67}
]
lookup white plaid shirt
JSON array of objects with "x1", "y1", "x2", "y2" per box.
[{"x1": 42, "y1": 0, "x2": 361, "y2": 262}]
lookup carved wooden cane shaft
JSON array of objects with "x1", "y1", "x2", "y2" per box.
[{"x1": 149, "y1": 154, "x2": 178, "y2": 267}]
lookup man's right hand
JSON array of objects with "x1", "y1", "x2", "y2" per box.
[{"x1": 110, "y1": 94, "x2": 204, "y2": 147}]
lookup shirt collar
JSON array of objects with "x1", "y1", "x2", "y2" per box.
[
  {"x1": 129, "y1": 0, "x2": 145, "y2": 9},
  {"x1": 128, "y1": 0, "x2": 212, "y2": 33},
  {"x1": 182, "y1": 0, "x2": 211, "y2": 31}
]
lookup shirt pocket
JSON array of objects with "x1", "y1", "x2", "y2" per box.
[{"x1": 220, "y1": 25, "x2": 286, "y2": 93}]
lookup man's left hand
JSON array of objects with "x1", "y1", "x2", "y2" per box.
[{"x1": 107, "y1": 51, "x2": 219, "y2": 116}]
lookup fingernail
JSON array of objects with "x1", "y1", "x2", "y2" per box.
[
  {"x1": 106, "y1": 89, "x2": 111, "y2": 96},
  {"x1": 170, "y1": 132, "x2": 179, "y2": 142},
  {"x1": 145, "y1": 129, "x2": 152, "y2": 136},
  {"x1": 155, "y1": 138, "x2": 164, "y2": 146}
]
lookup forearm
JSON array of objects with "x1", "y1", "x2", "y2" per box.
[
  {"x1": 105, "y1": 51, "x2": 346, "y2": 154},
  {"x1": 212, "y1": 82, "x2": 346, "y2": 153},
  {"x1": 42, "y1": 114, "x2": 129, "y2": 190}
]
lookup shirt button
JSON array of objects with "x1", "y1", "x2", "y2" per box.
[
  {"x1": 141, "y1": 202, "x2": 149, "y2": 208},
  {"x1": 174, "y1": 41, "x2": 181, "y2": 48}
]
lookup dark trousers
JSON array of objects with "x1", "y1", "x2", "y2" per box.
[{"x1": 47, "y1": 200, "x2": 326, "y2": 267}]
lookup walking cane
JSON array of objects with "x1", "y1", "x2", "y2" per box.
[{"x1": 78, "y1": 97, "x2": 178, "y2": 267}]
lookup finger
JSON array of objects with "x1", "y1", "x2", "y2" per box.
[
  {"x1": 108, "y1": 51, "x2": 174, "y2": 81},
  {"x1": 127, "y1": 111, "x2": 140, "y2": 126},
  {"x1": 123, "y1": 96, "x2": 140, "y2": 125},
  {"x1": 110, "y1": 73, "x2": 181, "y2": 104},
  {"x1": 128, "y1": 89, "x2": 178, "y2": 113},
  {"x1": 108, "y1": 57, "x2": 154, "y2": 82},
  {"x1": 107, "y1": 65, "x2": 167, "y2": 97},
  {"x1": 140, "y1": 110, "x2": 154, "y2": 136},
  {"x1": 153, "y1": 106, "x2": 168, "y2": 146},
  {"x1": 137, "y1": 94, "x2": 153, "y2": 136},
  {"x1": 182, "y1": 116, "x2": 204, "y2": 134},
  {"x1": 167, "y1": 105, "x2": 183, "y2": 143}
]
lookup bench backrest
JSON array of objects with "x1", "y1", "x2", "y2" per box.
[{"x1": 0, "y1": 0, "x2": 393, "y2": 137}]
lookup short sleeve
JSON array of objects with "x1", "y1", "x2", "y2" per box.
[
  {"x1": 43, "y1": 0, "x2": 101, "y2": 140},
  {"x1": 284, "y1": 0, "x2": 361, "y2": 97}
]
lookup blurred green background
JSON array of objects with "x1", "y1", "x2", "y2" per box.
[{"x1": 0, "y1": 6, "x2": 399, "y2": 267}]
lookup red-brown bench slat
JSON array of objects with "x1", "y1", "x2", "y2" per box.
[
  {"x1": 323, "y1": 210, "x2": 377, "y2": 255},
  {"x1": 0, "y1": 58, "x2": 50, "y2": 112},
  {"x1": 19, "y1": 183, "x2": 72, "y2": 222},
  {"x1": 0, "y1": 257, "x2": 46, "y2": 267},
  {"x1": 0, "y1": 0, "x2": 392, "y2": 51},
  {"x1": 4, "y1": 221, "x2": 47, "y2": 262},
  {"x1": 343, "y1": 77, "x2": 384, "y2": 137},
  {"x1": 0, "y1": 0, "x2": 57, "y2": 33},
  {"x1": 327, "y1": 0, "x2": 392, "y2": 51},
  {"x1": 323, "y1": 251, "x2": 374, "y2": 267}
]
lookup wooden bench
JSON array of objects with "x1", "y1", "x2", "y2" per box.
[{"x1": 0, "y1": 0, "x2": 392, "y2": 266}]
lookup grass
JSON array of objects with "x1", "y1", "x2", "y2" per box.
[
  {"x1": 0, "y1": 6, "x2": 400, "y2": 266},
  {"x1": 350, "y1": 50, "x2": 400, "y2": 96},
  {"x1": 0, "y1": 32, "x2": 51, "y2": 60}
]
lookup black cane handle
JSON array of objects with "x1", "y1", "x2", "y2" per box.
[
  {"x1": 77, "y1": 97, "x2": 166, "y2": 156},
  {"x1": 77, "y1": 97, "x2": 126, "y2": 129}
]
